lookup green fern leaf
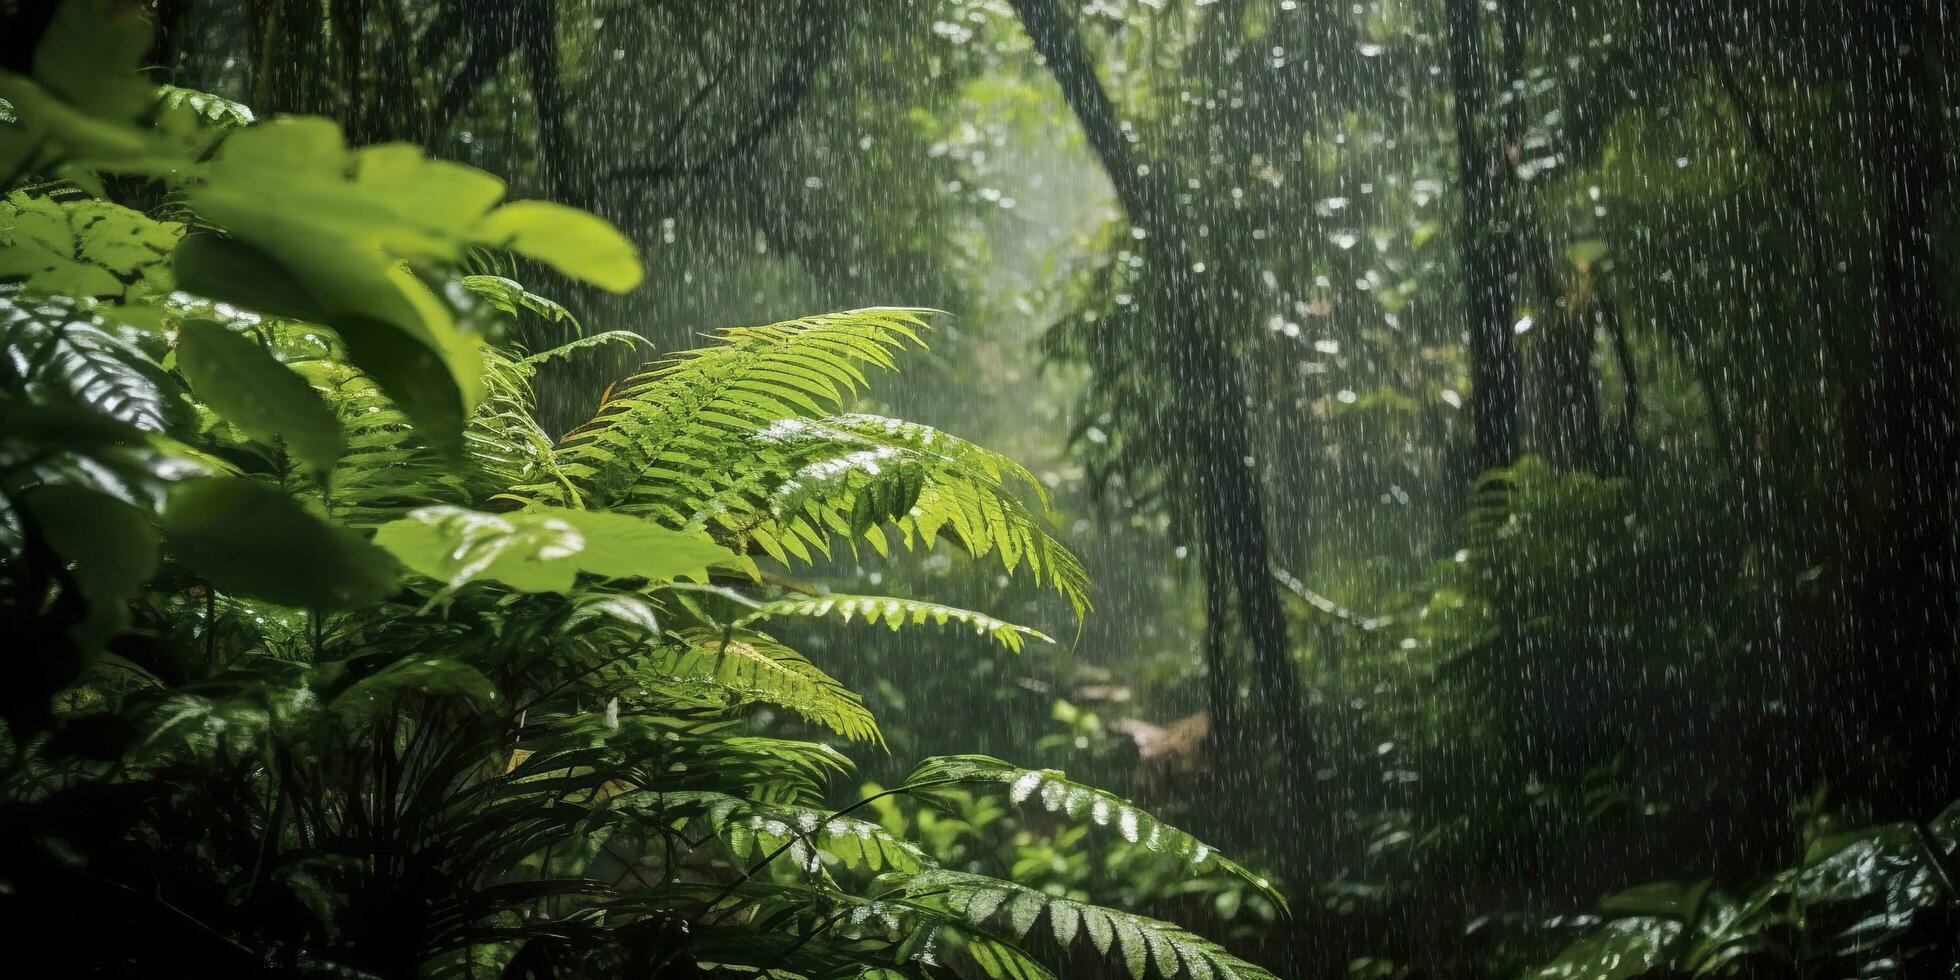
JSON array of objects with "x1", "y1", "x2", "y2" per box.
[
  {"x1": 905, "y1": 755, "x2": 1284, "y2": 910},
  {"x1": 155, "y1": 83, "x2": 254, "y2": 128},
  {"x1": 519, "y1": 307, "x2": 926, "y2": 511},
  {"x1": 461, "y1": 274, "x2": 580, "y2": 330},
  {"x1": 314, "y1": 344, "x2": 562, "y2": 526},
  {"x1": 909, "y1": 871, "x2": 1278, "y2": 980},
  {"x1": 634, "y1": 628, "x2": 881, "y2": 743},
  {"x1": 506, "y1": 308, "x2": 1090, "y2": 615},
  {"x1": 641, "y1": 789, "x2": 935, "y2": 873},
  {"x1": 734, "y1": 414, "x2": 1090, "y2": 614},
  {"x1": 962, "y1": 934, "x2": 1059, "y2": 980},
  {"x1": 518, "y1": 330, "x2": 647, "y2": 368},
  {"x1": 735, "y1": 593, "x2": 1052, "y2": 653}
]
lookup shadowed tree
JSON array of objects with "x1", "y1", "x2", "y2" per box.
[
  {"x1": 1004, "y1": 0, "x2": 1310, "y2": 830},
  {"x1": 1444, "y1": 0, "x2": 1520, "y2": 476}
]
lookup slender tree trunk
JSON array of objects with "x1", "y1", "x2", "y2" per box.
[
  {"x1": 1499, "y1": 1, "x2": 1610, "y2": 474},
  {"x1": 1445, "y1": 0, "x2": 1520, "y2": 475},
  {"x1": 1005, "y1": 0, "x2": 1306, "y2": 803},
  {"x1": 519, "y1": 0, "x2": 586, "y2": 209},
  {"x1": 330, "y1": 0, "x2": 366, "y2": 140},
  {"x1": 1856, "y1": 0, "x2": 1959, "y2": 818}
]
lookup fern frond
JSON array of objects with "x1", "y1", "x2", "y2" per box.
[
  {"x1": 468, "y1": 347, "x2": 571, "y2": 493},
  {"x1": 629, "y1": 628, "x2": 881, "y2": 744},
  {"x1": 819, "y1": 413, "x2": 1050, "y2": 508},
  {"x1": 512, "y1": 706, "x2": 851, "y2": 806},
  {"x1": 731, "y1": 415, "x2": 1090, "y2": 615},
  {"x1": 905, "y1": 870, "x2": 1279, "y2": 980},
  {"x1": 312, "y1": 362, "x2": 465, "y2": 525},
  {"x1": 462, "y1": 274, "x2": 579, "y2": 330},
  {"x1": 155, "y1": 84, "x2": 254, "y2": 128},
  {"x1": 502, "y1": 308, "x2": 1090, "y2": 615},
  {"x1": 320, "y1": 344, "x2": 560, "y2": 526},
  {"x1": 1, "y1": 295, "x2": 177, "y2": 431},
  {"x1": 635, "y1": 790, "x2": 936, "y2": 874},
  {"x1": 905, "y1": 756, "x2": 1284, "y2": 909},
  {"x1": 737, "y1": 593, "x2": 1053, "y2": 653},
  {"x1": 520, "y1": 307, "x2": 929, "y2": 512},
  {"x1": 518, "y1": 330, "x2": 646, "y2": 368},
  {"x1": 958, "y1": 933, "x2": 1062, "y2": 980}
]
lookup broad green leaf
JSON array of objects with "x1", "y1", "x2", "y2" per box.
[
  {"x1": 472, "y1": 201, "x2": 643, "y2": 293},
  {"x1": 175, "y1": 320, "x2": 343, "y2": 475},
  {"x1": 0, "y1": 1, "x2": 186, "y2": 175},
  {"x1": 373, "y1": 506, "x2": 583, "y2": 595},
  {"x1": 551, "y1": 508, "x2": 726, "y2": 581},
  {"x1": 31, "y1": 0, "x2": 156, "y2": 120},
  {"x1": 1532, "y1": 918, "x2": 1681, "y2": 980},
  {"x1": 1598, "y1": 878, "x2": 1712, "y2": 920},
  {"x1": 331, "y1": 656, "x2": 497, "y2": 716},
  {"x1": 173, "y1": 234, "x2": 329, "y2": 324},
  {"x1": 186, "y1": 119, "x2": 490, "y2": 446},
  {"x1": 332, "y1": 313, "x2": 471, "y2": 458},
  {"x1": 373, "y1": 505, "x2": 727, "y2": 598},
  {"x1": 18, "y1": 484, "x2": 158, "y2": 649},
  {"x1": 353, "y1": 144, "x2": 510, "y2": 255},
  {"x1": 163, "y1": 477, "x2": 398, "y2": 610},
  {"x1": 0, "y1": 230, "x2": 122, "y2": 296},
  {"x1": 1, "y1": 294, "x2": 178, "y2": 431}
]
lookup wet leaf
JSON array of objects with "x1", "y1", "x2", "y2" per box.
[
  {"x1": 163, "y1": 477, "x2": 398, "y2": 610},
  {"x1": 175, "y1": 319, "x2": 343, "y2": 475}
]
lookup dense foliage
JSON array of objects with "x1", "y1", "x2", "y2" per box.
[
  {"x1": 0, "y1": 4, "x2": 1283, "y2": 976},
  {"x1": 6, "y1": 0, "x2": 1960, "y2": 977}
]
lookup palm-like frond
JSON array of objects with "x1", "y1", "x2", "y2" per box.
[
  {"x1": 508, "y1": 308, "x2": 1089, "y2": 614},
  {"x1": 324, "y1": 345, "x2": 558, "y2": 526},
  {"x1": 904, "y1": 870, "x2": 1280, "y2": 980},
  {"x1": 642, "y1": 789, "x2": 936, "y2": 874},
  {"x1": 640, "y1": 627, "x2": 882, "y2": 744},
  {"x1": 518, "y1": 307, "x2": 926, "y2": 512},
  {"x1": 735, "y1": 414, "x2": 1090, "y2": 614},
  {"x1": 738, "y1": 593, "x2": 1053, "y2": 653},
  {"x1": 907, "y1": 755, "x2": 1284, "y2": 909}
]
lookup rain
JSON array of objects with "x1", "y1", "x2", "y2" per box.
[{"x1": 2, "y1": 0, "x2": 1957, "y2": 976}]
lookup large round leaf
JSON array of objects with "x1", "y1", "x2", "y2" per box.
[
  {"x1": 175, "y1": 320, "x2": 343, "y2": 475},
  {"x1": 471, "y1": 201, "x2": 643, "y2": 293},
  {"x1": 163, "y1": 477, "x2": 397, "y2": 610}
]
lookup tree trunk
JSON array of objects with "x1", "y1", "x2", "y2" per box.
[
  {"x1": 1856, "y1": 0, "x2": 1959, "y2": 818},
  {"x1": 1005, "y1": 0, "x2": 1306, "y2": 805},
  {"x1": 1445, "y1": 0, "x2": 1520, "y2": 475},
  {"x1": 519, "y1": 0, "x2": 586, "y2": 210}
]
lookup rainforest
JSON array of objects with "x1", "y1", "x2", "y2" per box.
[{"x1": 1, "y1": 0, "x2": 1956, "y2": 977}]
